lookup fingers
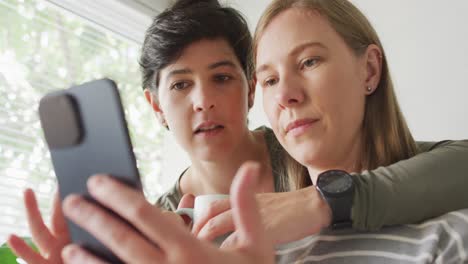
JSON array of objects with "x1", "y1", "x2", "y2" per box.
[
  {"x1": 229, "y1": 162, "x2": 274, "y2": 262},
  {"x1": 161, "y1": 210, "x2": 186, "y2": 228},
  {"x1": 85, "y1": 175, "x2": 195, "y2": 252},
  {"x1": 197, "y1": 210, "x2": 235, "y2": 242},
  {"x1": 23, "y1": 188, "x2": 55, "y2": 254},
  {"x1": 62, "y1": 244, "x2": 109, "y2": 264},
  {"x1": 220, "y1": 231, "x2": 239, "y2": 249},
  {"x1": 50, "y1": 190, "x2": 71, "y2": 242},
  {"x1": 62, "y1": 194, "x2": 163, "y2": 263},
  {"x1": 7, "y1": 234, "x2": 45, "y2": 264},
  {"x1": 230, "y1": 162, "x2": 266, "y2": 248},
  {"x1": 178, "y1": 194, "x2": 195, "y2": 209},
  {"x1": 192, "y1": 198, "x2": 231, "y2": 236}
]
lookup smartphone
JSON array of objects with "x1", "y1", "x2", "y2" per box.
[{"x1": 38, "y1": 78, "x2": 141, "y2": 263}]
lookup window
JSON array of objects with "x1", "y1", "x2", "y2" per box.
[{"x1": 0, "y1": 0, "x2": 167, "y2": 242}]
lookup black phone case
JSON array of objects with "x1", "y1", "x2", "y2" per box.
[{"x1": 38, "y1": 78, "x2": 141, "y2": 263}]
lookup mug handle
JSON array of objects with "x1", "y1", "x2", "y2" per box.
[{"x1": 175, "y1": 208, "x2": 194, "y2": 220}]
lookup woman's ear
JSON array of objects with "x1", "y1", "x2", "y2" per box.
[
  {"x1": 144, "y1": 89, "x2": 168, "y2": 128},
  {"x1": 247, "y1": 79, "x2": 256, "y2": 109},
  {"x1": 363, "y1": 44, "x2": 383, "y2": 95}
]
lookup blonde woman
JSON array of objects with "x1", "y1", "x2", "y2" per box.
[{"x1": 190, "y1": 0, "x2": 468, "y2": 246}]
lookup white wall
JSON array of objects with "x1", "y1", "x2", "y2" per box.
[
  {"x1": 350, "y1": 0, "x2": 468, "y2": 141},
  {"x1": 159, "y1": 0, "x2": 468, "y2": 189}
]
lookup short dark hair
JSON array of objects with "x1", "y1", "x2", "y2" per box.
[{"x1": 139, "y1": 0, "x2": 253, "y2": 92}]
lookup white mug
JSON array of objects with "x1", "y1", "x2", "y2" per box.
[{"x1": 176, "y1": 194, "x2": 231, "y2": 245}]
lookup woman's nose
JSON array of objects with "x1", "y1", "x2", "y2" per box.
[
  {"x1": 193, "y1": 87, "x2": 216, "y2": 112},
  {"x1": 275, "y1": 75, "x2": 305, "y2": 109}
]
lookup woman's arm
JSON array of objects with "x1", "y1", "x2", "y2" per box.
[
  {"x1": 193, "y1": 140, "x2": 468, "y2": 244},
  {"x1": 352, "y1": 140, "x2": 468, "y2": 230}
]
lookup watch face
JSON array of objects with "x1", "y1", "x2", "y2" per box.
[{"x1": 319, "y1": 170, "x2": 353, "y2": 194}]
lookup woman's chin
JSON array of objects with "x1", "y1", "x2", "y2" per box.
[
  {"x1": 192, "y1": 146, "x2": 232, "y2": 162},
  {"x1": 291, "y1": 143, "x2": 334, "y2": 170}
]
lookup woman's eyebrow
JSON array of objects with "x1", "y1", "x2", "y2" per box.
[
  {"x1": 164, "y1": 60, "x2": 237, "y2": 82},
  {"x1": 208, "y1": 60, "x2": 237, "y2": 70},
  {"x1": 167, "y1": 68, "x2": 192, "y2": 77},
  {"x1": 289, "y1": 41, "x2": 327, "y2": 57},
  {"x1": 255, "y1": 64, "x2": 270, "y2": 76},
  {"x1": 255, "y1": 42, "x2": 327, "y2": 75}
]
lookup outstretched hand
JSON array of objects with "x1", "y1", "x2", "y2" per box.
[
  {"x1": 7, "y1": 189, "x2": 71, "y2": 264},
  {"x1": 60, "y1": 161, "x2": 274, "y2": 264}
]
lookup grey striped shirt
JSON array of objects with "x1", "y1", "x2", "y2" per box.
[{"x1": 276, "y1": 209, "x2": 468, "y2": 264}]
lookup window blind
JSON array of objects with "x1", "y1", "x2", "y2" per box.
[{"x1": 0, "y1": 0, "x2": 166, "y2": 243}]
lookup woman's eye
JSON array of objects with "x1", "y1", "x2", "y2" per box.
[
  {"x1": 171, "y1": 81, "x2": 189, "y2": 91},
  {"x1": 214, "y1": 74, "x2": 232, "y2": 82},
  {"x1": 302, "y1": 58, "x2": 319, "y2": 69},
  {"x1": 263, "y1": 78, "x2": 278, "y2": 87}
]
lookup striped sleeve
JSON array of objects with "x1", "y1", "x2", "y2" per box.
[{"x1": 275, "y1": 208, "x2": 468, "y2": 264}]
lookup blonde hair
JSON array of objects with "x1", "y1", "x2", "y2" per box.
[{"x1": 254, "y1": 0, "x2": 418, "y2": 190}]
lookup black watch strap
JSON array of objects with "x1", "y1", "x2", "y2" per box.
[
  {"x1": 316, "y1": 186, "x2": 353, "y2": 229},
  {"x1": 315, "y1": 170, "x2": 354, "y2": 229}
]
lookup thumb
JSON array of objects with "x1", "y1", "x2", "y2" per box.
[
  {"x1": 229, "y1": 162, "x2": 269, "y2": 249},
  {"x1": 178, "y1": 193, "x2": 195, "y2": 226}
]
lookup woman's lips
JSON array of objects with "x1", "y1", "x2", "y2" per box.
[
  {"x1": 285, "y1": 118, "x2": 319, "y2": 137},
  {"x1": 194, "y1": 121, "x2": 225, "y2": 137},
  {"x1": 195, "y1": 126, "x2": 224, "y2": 137}
]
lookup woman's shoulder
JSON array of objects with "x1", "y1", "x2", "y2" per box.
[
  {"x1": 416, "y1": 140, "x2": 452, "y2": 152},
  {"x1": 254, "y1": 126, "x2": 290, "y2": 192},
  {"x1": 154, "y1": 169, "x2": 188, "y2": 211},
  {"x1": 154, "y1": 184, "x2": 181, "y2": 212},
  {"x1": 254, "y1": 125, "x2": 280, "y2": 146},
  {"x1": 416, "y1": 139, "x2": 468, "y2": 152}
]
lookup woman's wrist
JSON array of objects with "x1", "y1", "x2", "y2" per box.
[{"x1": 302, "y1": 186, "x2": 332, "y2": 231}]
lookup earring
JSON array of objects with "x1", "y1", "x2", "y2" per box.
[
  {"x1": 367, "y1": 86, "x2": 372, "y2": 92},
  {"x1": 162, "y1": 120, "x2": 169, "y2": 130},
  {"x1": 159, "y1": 116, "x2": 169, "y2": 130}
]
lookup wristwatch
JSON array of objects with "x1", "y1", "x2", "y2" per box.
[{"x1": 315, "y1": 169, "x2": 354, "y2": 229}]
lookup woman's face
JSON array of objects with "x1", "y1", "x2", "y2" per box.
[
  {"x1": 155, "y1": 38, "x2": 253, "y2": 160},
  {"x1": 256, "y1": 8, "x2": 370, "y2": 170}
]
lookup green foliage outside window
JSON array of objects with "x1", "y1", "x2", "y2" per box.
[{"x1": 0, "y1": 0, "x2": 166, "y2": 244}]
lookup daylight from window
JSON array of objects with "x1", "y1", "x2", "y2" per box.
[{"x1": 0, "y1": 0, "x2": 165, "y2": 243}]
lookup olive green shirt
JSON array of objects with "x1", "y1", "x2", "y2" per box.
[
  {"x1": 155, "y1": 127, "x2": 468, "y2": 230},
  {"x1": 155, "y1": 126, "x2": 288, "y2": 211},
  {"x1": 352, "y1": 139, "x2": 468, "y2": 230}
]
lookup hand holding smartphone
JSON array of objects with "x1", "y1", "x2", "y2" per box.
[{"x1": 38, "y1": 79, "x2": 141, "y2": 263}]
